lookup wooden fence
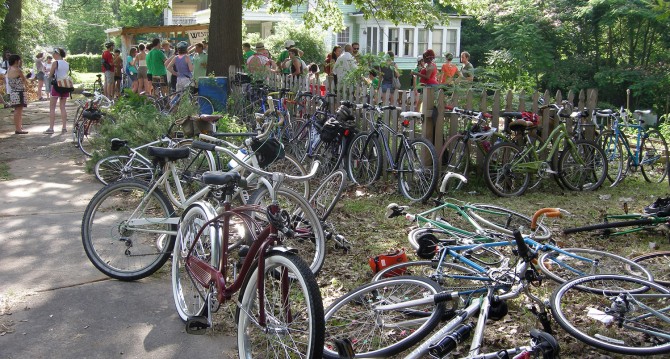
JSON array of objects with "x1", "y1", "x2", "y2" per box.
[{"x1": 228, "y1": 66, "x2": 599, "y2": 167}]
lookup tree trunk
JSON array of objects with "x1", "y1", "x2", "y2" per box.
[
  {"x1": 207, "y1": 0, "x2": 242, "y2": 78},
  {"x1": 1, "y1": 0, "x2": 22, "y2": 54}
]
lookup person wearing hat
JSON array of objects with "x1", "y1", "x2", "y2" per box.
[
  {"x1": 246, "y1": 42, "x2": 277, "y2": 78},
  {"x1": 165, "y1": 41, "x2": 193, "y2": 92},
  {"x1": 439, "y1": 52, "x2": 458, "y2": 85},
  {"x1": 101, "y1": 41, "x2": 115, "y2": 98},
  {"x1": 278, "y1": 40, "x2": 303, "y2": 75}
]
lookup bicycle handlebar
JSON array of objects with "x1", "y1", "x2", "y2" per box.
[
  {"x1": 445, "y1": 106, "x2": 493, "y2": 119},
  {"x1": 530, "y1": 208, "x2": 567, "y2": 230},
  {"x1": 191, "y1": 140, "x2": 320, "y2": 182},
  {"x1": 439, "y1": 172, "x2": 467, "y2": 194}
]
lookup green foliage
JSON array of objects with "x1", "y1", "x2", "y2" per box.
[
  {"x1": 243, "y1": 20, "x2": 327, "y2": 66},
  {"x1": 67, "y1": 53, "x2": 103, "y2": 73}
]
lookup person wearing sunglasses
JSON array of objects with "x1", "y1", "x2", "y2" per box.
[{"x1": 352, "y1": 42, "x2": 361, "y2": 62}]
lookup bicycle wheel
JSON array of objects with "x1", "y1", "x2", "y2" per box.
[
  {"x1": 347, "y1": 132, "x2": 382, "y2": 186},
  {"x1": 371, "y1": 260, "x2": 479, "y2": 284},
  {"x1": 439, "y1": 134, "x2": 469, "y2": 192},
  {"x1": 308, "y1": 169, "x2": 346, "y2": 221},
  {"x1": 484, "y1": 142, "x2": 530, "y2": 197},
  {"x1": 323, "y1": 276, "x2": 445, "y2": 359},
  {"x1": 314, "y1": 138, "x2": 345, "y2": 179},
  {"x1": 81, "y1": 179, "x2": 176, "y2": 281},
  {"x1": 164, "y1": 139, "x2": 217, "y2": 206},
  {"x1": 597, "y1": 130, "x2": 625, "y2": 186},
  {"x1": 282, "y1": 115, "x2": 308, "y2": 160},
  {"x1": 237, "y1": 252, "x2": 324, "y2": 359},
  {"x1": 78, "y1": 114, "x2": 116, "y2": 157},
  {"x1": 631, "y1": 251, "x2": 670, "y2": 287},
  {"x1": 263, "y1": 153, "x2": 309, "y2": 199},
  {"x1": 172, "y1": 201, "x2": 220, "y2": 321},
  {"x1": 641, "y1": 129, "x2": 669, "y2": 183},
  {"x1": 550, "y1": 274, "x2": 670, "y2": 355},
  {"x1": 558, "y1": 139, "x2": 607, "y2": 191},
  {"x1": 538, "y1": 248, "x2": 653, "y2": 293},
  {"x1": 398, "y1": 138, "x2": 438, "y2": 202},
  {"x1": 562, "y1": 218, "x2": 658, "y2": 235},
  {"x1": 190, "y1": 95, "x2": 214, "y2": 115},
  {"x1": 248, "y1": 187, "x2": 326, "y2": 275},
  {"x1": 466, "y1": 203, "x2": 552, "y2": 241},
  {"x1": 72, "y1": 106, "x2": 84, "y2": 144},
  {"x1": 94, "y1": 155, "x2": 154, "y2": 185}
]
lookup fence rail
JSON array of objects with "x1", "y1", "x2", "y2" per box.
[{"x1": 228, "y1": 66, "x2": 599, "y2": 169}]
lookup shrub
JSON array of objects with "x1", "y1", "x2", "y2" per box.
[{"x1": 68, "y1": 53, "x2": 103, "y2": 73}]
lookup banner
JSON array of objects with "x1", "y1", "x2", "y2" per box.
[{"x1": 187, "y1": 30, "x2": 209, "y2": 45}]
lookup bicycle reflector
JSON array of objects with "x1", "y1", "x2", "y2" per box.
[{"x1": 402, "y1": 119, "x2": 411, "y2": 127}]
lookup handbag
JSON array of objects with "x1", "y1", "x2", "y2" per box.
[
  {"x1": 52, "y1": 61, "x2": 74, "y2": 93},
  {"x1": 392, "y1": 76, "x2": 401, "y2": 90}
]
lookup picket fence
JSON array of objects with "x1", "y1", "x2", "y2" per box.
[{"x1": 228, "y1": 66, "x2": 599, "y2": 168}]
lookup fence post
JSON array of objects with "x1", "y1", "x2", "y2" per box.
[
  {"x1": 422, "y1": 86, "x2": 436, "y2": 151},
  {"x1": 434, "y1": 89, "x2": 446, "y2": 151}
]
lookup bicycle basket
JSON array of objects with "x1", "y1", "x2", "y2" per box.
[
  {"x1": 250, "y1": 137, "x2": 285, "y2": 168},
  {"x1": 368, "y1": 249, "x2": 408, "y2": 277},
  {"x1": 175, "y1": 116, "x2": 215, "y2": 138}
]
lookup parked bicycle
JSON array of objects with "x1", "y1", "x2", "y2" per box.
[{"x1": 347, "y1": 103, "x2": 438, "y2": 202}]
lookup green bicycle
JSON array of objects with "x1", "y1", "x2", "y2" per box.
[{"x1": 484, "y1": 103, "x2": 608, "y2": 197}]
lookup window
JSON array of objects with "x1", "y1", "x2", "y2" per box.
[
  {"x1": 403, "y1": 28, "x2": 414, "y2": 57},
  {"x1": 417, "y1": 29, "x2": 428, "y2": 55},
  {"x1": 387, "y1": 28, "x2": 399, "y2": 56},
  {"x1": 432, "y1": 29, "x2": 443, "y2": 57},
  {"x1": 337, "y1": 27, "x2": 350, "y2": 46},
  {"x1": 366, "y1": 27, "x2": 380, "y2": 54},
  {"x1": 446, "y1": 29, "x2": 457, "y2": 57}
]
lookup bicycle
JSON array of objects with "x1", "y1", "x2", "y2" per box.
[
  {"x1": 81, "y1": 116, "x2": 326, "y2": 280},
  {"x1": 630, "y1": 251, "x2": 670, "y2": 287},
  {"x1": 91, "y1": 74, "x2": 103, "y2": 94},
  {"x1": 347, "y1": 104, "x2": 438, "y2": 202},
  {"x1": 563, "y1": 211, "x2": 670, "y2": 239},
  {"x1": 484, "y1": 103, "x2": 608, "y2": 196},
  {"x1": 381, "y1": 206, "x2": 653, "y2": 292},
  {"x1": 596, "y1": 107, "x2": 669, "y2": 186},
  {"x1": 73, "y1": 91, "x2": 116, "y2": 157},
  {"x1": 323, "y1": 229, "x2": 562, "y2": 359},
  {"x1": 170, "y1": 165, "x2": 325, "y2": 358}
]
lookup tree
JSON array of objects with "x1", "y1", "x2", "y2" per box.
[{"x1": 0, "y1": 0, "x2": 21, "y2": 53}]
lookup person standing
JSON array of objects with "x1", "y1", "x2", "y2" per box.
[
  {"x1": 133, "y1": 43, "x2": 150, "y2": 94},
  {"x1": 1, "y1": 51, "x2": 10, "y2": 94},
  {"x1": 162, "y1": 40, "x2": 177, "y2": 92},
  {"x1": 101, "y1": 41, "x2": 115, "y2": 98},
  {"x1": 242, "y1": 42, "x2": 254, "y2": 69},
  {"x1": 165, "y1": 41, "x2": 193, "y2": 92},
  {"x1": 380, "y1": 51, "x2": 400, "y2": 93},
  {"x1": 127, "y1": 47, "x2": 138, "y2": 93},
  {"x1": 278, "y1": 40, "x2": 294, "y2": 75},
  {"x1": 458, "y1": 51, "x2": 474, "y2": 82},
  {"x1": 113, "y1": 49, "x2": 123, "y2": 98},
  {"x1": 324, "y1": 46, "x2": 341, "y2": 90},
  {"x1": 43, "y1": 55, "x2": 53, "y2": 100},
  {"x1": 6, "y1": 54, "x2": 29, "y2": 134},
  {"x1": 146, "y1": 38, "x2": 168, "y2": 95},
  {"x1": 412, "y1": 49, "x2": 439, "y2": 87},
  {"x1": 439, "y1": 52, "x2": 458, "y2": 85},
  {"x1": 333, "y1": 44, "x2": 357, "y2": 94},
  {"x1": 287, "y1": 48, "x2": 303, "y2": 77},
  {"x1": 46, "y1": 48, "x2": 69, "y2": 135},
  {"x1": 35, "y1": 53, "x2": 46, "y2": 100},
  {"x1": 246, "y1": 43, "x2": 277, "y2": 80},
  {"x1": 351, "y1": 42, "x2": 362, "y2": 62},
  {"x1": 191, "y1": 42, "x2": 207, "y2": 93}
]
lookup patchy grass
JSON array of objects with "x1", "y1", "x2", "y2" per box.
[
  {"x1": 318, "y1": 174, "x2": 670, "y2": 358},
  {"x1": 0, "y1": 162, "x2": 11, "y2": 181}
]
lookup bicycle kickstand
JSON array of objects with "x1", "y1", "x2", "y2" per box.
[{"x1": 185, "y1": 292, "x2": 213, "y2": 335}]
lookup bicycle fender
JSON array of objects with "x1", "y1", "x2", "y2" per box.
[{"x1": 268, "y1": 247, "x2": 299, "y2": 255}]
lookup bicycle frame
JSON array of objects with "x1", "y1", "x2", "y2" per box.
[
  {"x1": 513, "y1": 122, "x2": 581, "y2": 173},
  {"x1": 409, "y1": 202, "x2": 509, "y2": 242},
  {"x1": 364, "y1": 111, "x2": 413, "y2": 173}
]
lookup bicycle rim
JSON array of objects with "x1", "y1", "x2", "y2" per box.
[
  {"x1": 641, "y1": 129, "x2": 669, "y2": 183},
  {"x1": 597, "y1": 130, "x2": 624, "y2": 186},
  {"x1": 308, "y1": 169, "x2": 346, "y2": 221},
  {"x1": 398, "y1": 138, "x2": 438, "y2": 202},
  {"x1": 347, "y1": 133, "x2": 381, "y2": 186},
  {"x1": 558, "y1": 140, "x2": 607, "y2": 191},
  {"x1": 94, "y1": 155, "x2": 153, "y2": 185},
  {"x1": 484, "y1": 142, "x2": 529, "y2": 197}
]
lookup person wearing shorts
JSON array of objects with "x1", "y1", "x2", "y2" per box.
[
  {"x1": 47, "y1": 48, "x2": 70, "y2": 135},
  {"x1": 102, "y1": 41, "x2": 115, "y2": 98}
]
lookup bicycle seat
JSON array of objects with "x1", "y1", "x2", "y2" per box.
[
  {"x1": 634, "y1": 109, "x2": 652, "y2": 115},
  {"x1": 110, "y1": 138, "x2": 128, "y2": 151},
  {"x1": 201, "y1": 171, "x2": 241, "y2": 187},
  {"x1": 594, "y1": 109, "x2": 614, "y2": 117},
  {"x1": 325, "y1": 93, "x2": 337, "y2": 98},
  {"x1": 82, "y1": 91, "x2": 94, "y2": 98},
  {"x1": 400, "y1": 111, "x2": 422, "y2": 118},
  {"x1": 96, "y1": 74, "x2": 102, "y2": 78},
  {"x1": 501, "y1": 111, "x2": 523, "y2": 119},
  {"x1": 147, "y1": 146, "x2": 191, "y2": 161},
  {"x1": 194, "y1": 114, "x2": 223, "y2": 122},
  {"x1": 509, "y1": 119, "x2": 537, "y2": 132}
]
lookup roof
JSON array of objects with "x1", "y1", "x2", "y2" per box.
[{"x1": 105, "y1": 24, "x2": 209, "y2": 37}]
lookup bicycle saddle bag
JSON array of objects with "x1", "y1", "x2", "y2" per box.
[
  {"x1": 368, "y1": 248, "x2": 408, "y2": 277},
  {"x1": 250, "y1": 137, "x2": 285, "y2": 168}
]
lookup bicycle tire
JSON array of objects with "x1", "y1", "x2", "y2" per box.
[
  {"x1": 282, "y1": 116, "x2": 307, "y2": 160},
  {"x1": 467, "y1": 203, "x2": 552, "y2": 241},
  {"x1": 538, "y1": 247, "x2": 653, "y2": 293},
  {"x1": 371, "y1": 260, "x2": 479, "y2": 284},
  {"x1": 94, "y1": 155, "x2": 154, "y2": 185},
  {"x1": 597, "y1": 130, "x2": 625, "y2": 186},
  {"x1": 558, "y1": 139, "x2": 608, "y2": 191},
  {"x1": 236, "y1": 252, "x2": 324, "y2": 359},
  {"x1": 248, "y1": 187, "x2": 326, "y2": 275},
  {"x1": 164, "y1": 139, "x2": 217, "y2": 206},
  {"x1": 562, "y1": 218, "x2": 657, "y2": 235},
  {"x1": 641, "y1": 129, "x2": 669, "y2": 183},
  {"x1": 347, "y1": 132, "x2": 382, "y2": 186},
  {"x1": 550, "y1": 274, "x2": 670, "y2": 355},
  {"x1": 308, "y1": 169, "x2": 346, "y2": 221},
  {"x1": 81, "y1": 179, "x2": 176, "y2": 281},
  {"x1": 190, "y1": 95, "x2": 214, "y2": 115},
  {"x1": 78, "y1": 114, "x2": 116, "y2": 157},
  {"x1": 323, "y1": 276, "x2": 445, "y2": 359},
  {"x1": 72, "y1": 106, "x2": 84, "y2": 144},
  {"x1": 439, "y1": 134, "x2": 469, "y2": 192},
  {"x1": 484, "y1": 141, "x2": 530, "y2": 197},
  {"x1": 262, "y1": 153, "x2": 309, "y2": 199},
  {"x1": 631, "y1": 251, "x2": 670, "y2": 287},
  {"x1": 314, "y1": 138, "x2": 345, "y2": 179},
  {"x1": 172, "y1": 201, "x2": 220, "y2": 321},
  {"x1": 398, "y1": 138, "x2": 438, "y2": 203}
]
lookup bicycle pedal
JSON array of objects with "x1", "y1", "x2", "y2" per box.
[{"x1": 185, "y1": 316, "x2": 210, "y2": 335}]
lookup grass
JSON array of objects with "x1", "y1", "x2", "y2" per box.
[
  {"x1": 0, "y1": 162, "x2": 11, "y2": 181},
  {"x1": 318, "y1": 173, "x2": 670, "y2": 358}
]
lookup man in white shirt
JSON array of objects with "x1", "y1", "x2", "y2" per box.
[{"x1": 333, "y1": 44, "x2": 357, "y2": 95}]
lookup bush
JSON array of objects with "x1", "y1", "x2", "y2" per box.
[
  {"x1": 68, "y1": 53, "x2": 103, "y2": 73},
  {"x1": 243, "y1": 20, "x2": 326, "y2": 66}
]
